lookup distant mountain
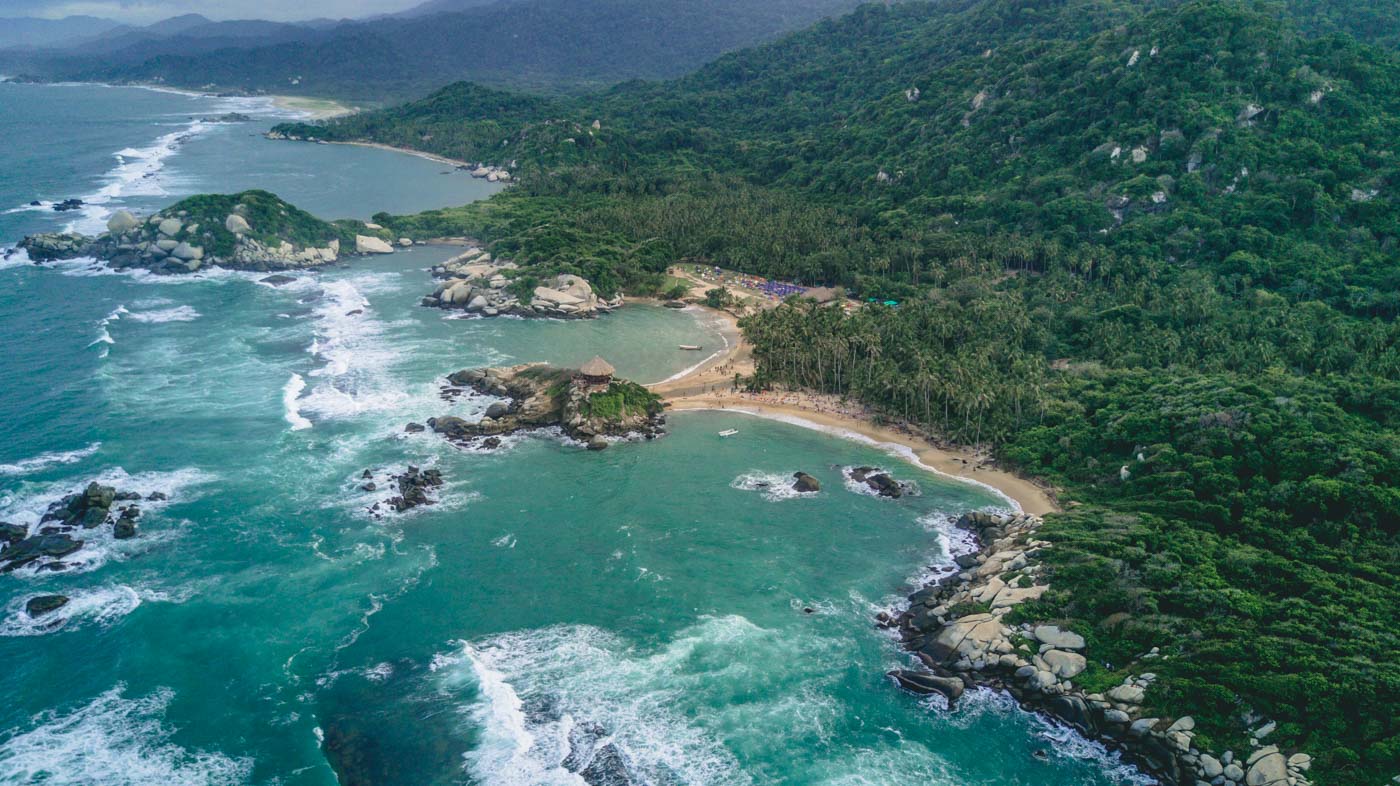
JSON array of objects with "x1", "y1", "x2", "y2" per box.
[
  {"x1": 0, "y1": 16, "x2": 121, "y2": 50},
  {"x1": 390, "y1": 0, "x2": 507, "y2": 18},
  {"x1": 0, "y1": 0, "x2": 865, "y2": 101}
]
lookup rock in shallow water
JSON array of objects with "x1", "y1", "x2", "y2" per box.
[
  {"x1": 25, "y1": 594, "x2": 69, "y2": 617},
  {"x1": 888, "y1": 669, "x2": 965, "y2": 702},
  {"x1": 792, "y1": 472, "x2": 821, "y2": 493}
]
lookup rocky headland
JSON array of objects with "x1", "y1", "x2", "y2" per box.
[
  {"x1": 420, "y1": 246, "x2": 620, "y2": 319},
  {"x1": 426, "y1": 361, "x2": 664, "y2": 450},
  {"x1": 887, "y1": 511, "x2": 1313, "y2": 786},
  {"x1": 15, "y1": 190, "x2": 393, "y2": 274}
]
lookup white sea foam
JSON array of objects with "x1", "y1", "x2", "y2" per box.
[
  {"x1": 0, "y1": 443, "x2": 101, "y2": 477},
  {"x1": 0, "y1": 247, "x2": 35, "y2": 271},
  {"x1": 730, "y1": 470, "x2": 815, "y2": 502},
  {"x1": 951, "y1": 688, "x2": 1157, "y2": 785},
  {"x1": 0, "y1": 467, "x2": 212, "y2": 576},
  {"x1": 61, "y1": 120, "x2": 217, "y2": 235},
  {"x1": 439, "y1": 619, "x2": 767, "y2": 786},
  {"x1": 0, "y1": 685, "x2": 252, "y2": 785},
  {"x1": 282, "y1": 373, "x2": 312, "y2": 431},
  {"x1": 840, "y1": 465, "x2": 919, "y2": 499},
  {"x1": 126, "y1": 305, "x2": 200, "y2": 323},
  {"x1": 295, "y1": 277, "x2": 413, "y2": 423},
  {"x1": 0, "y1": 584, "x2": 178, "y2": 637}
]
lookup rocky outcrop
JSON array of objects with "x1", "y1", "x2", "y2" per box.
[
  {"x1": 0, "y1": 482, "x2": 148, "y2": 573},
  {"x1": 427, "y1": 363, "x2": 664, "y2": 447},
  {"x1": 792, "y1": 472, "x2": 821, "y2": 493},
  {"x1": 886, "y1": 511, "x2": 1315, "y2": 786},
  {"x1": 18, "y1": 191, "x2": 375, "y2": 274},
  {"x1": 420, "y1": 247, "x2": 622, "y2": 319},
  {"x1": 848, "y1": 466, "x2": 914, "y2": 498}
]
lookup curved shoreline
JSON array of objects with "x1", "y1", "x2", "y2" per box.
[{"x1": 651, "y1": 301, "x2": 1058, "y2": 515}]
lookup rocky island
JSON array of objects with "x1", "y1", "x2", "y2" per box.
[
  {"x1": 426, "y1": 358, "x2": 664, "y2": 450},
  {"x1": 16, "y1": 190, "x2": 394, "y2": 274}
]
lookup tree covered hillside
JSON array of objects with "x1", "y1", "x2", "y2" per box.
[{"x1": 277, "y1": 1, "x2": 1399, "y2": 782}]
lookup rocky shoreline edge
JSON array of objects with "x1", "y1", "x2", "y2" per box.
[{"x1": 885, "y1": 511, "x2": 1314, "y2": 786}]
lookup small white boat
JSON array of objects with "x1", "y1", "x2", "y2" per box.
[
  {"x1": 718, "y1": 429, "x2": 739, "y2": 437},
  {"x1": 679, "y1": 344, "x2": 703, "y2": 351}
]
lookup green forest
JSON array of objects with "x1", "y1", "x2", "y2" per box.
[{"x1": 275, "y1": 0, "x2": 1399, "y2": 781}]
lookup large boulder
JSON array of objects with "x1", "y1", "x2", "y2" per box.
[
  {"x1": 1042, "y1": 649, "x2": 1087, "y2": 679},
  {"x1": 107, "y1": 210, "x2": 140, "y2": 234},
  {"x1": 170, "y1": 242, "x2": 203, "y2": 261},
  {"x1": 1033, "y1": 625, "x2": 1085, "y2": 650},
  {"x1": 792, "y1": 472, "x2": 821, "y2": 493},
  {"x1": 225, "y1": 214, "x2": 251, "y2": 234},
  {"x1": 157, "y1": 217, "x2": 183, "y2": 237},
  {"x1": 355, "y1": 235, "x2": 394, "y2": 254},
  {"x1": 533, "y1": 286, "x2": 585, "y2": 306},
  {"x1": 923, "y1": 613, "x2": 1004, "y2": 664},
  {"x1": 1245, "y1": 748, "x2": 1289, "y2": 786}
]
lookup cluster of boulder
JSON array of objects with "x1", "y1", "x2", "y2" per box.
[
  {"x1": 884, "y1": 511, "x2": 1313, "y2": 786},
  {"x1": 461, "y1": 164, "x2": 512, "y2": 183},
  {"x1": 362, "y1": 466, "x2": 444, "y2": 516},
  {"x1": 1, "y1": 482, "x2": 158, "y2": 577},
  {"x1": 420, "y1": 247, "x2": 620, "y2": 319},
  {"x1": 18, "y1": 206, "x2": 348, "y2": 274},
  {"x1": 426, "y1": 363, "x2": 664, "y2": 451},
  {"x1": 848, "y1": 466, "x2": 915, "y2": 498}
]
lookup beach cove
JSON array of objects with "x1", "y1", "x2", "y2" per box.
[{"x1": 0, "y1": 82, "x2": 1151, "y2": 786}]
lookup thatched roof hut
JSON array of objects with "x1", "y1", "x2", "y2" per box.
[
  {"x1": 576, "y1": 356, "x2": 616, "y2": 387},
  {"x1": 579, "y1": 356, "x2": 615, "y2": 377}
]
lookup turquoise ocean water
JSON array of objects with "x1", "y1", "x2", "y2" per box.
[{"x1": 0, "y1": 82, "x2": 1152, "y2": 785}]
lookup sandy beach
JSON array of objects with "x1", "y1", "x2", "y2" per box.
[
  {"x1": 271, "y1": 94, "x2": 353, "y2": 119},
  {"x1": 649, "y1": 291, "x2": 1058, "y2": 515},
  {"x1": 315, "y1": 140, "x2": 480, "y2": 169}
]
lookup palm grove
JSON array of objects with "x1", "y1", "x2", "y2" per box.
[{"x1": 274, "y1": 0, "x2": 1400, "y2": 781}]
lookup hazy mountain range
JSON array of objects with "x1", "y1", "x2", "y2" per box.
[{"x1": 0, "y1": 0, "x2": 864, "y2": 100}]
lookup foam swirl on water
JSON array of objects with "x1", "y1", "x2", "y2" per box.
[{"x1": 0, "y1": 685, "x2": 252, "y2": 785}]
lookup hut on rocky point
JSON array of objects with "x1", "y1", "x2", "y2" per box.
[{"x1": 575, "y1": 356, "x2": 615, "y2": 389}]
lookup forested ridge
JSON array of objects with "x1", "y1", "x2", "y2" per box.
[
  {"x1": 3, "y1": 0, "x2": 864, "y2": 101},
  {"x1": 275, "y1": 0, "x2": 1399, "y2": 781}
]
